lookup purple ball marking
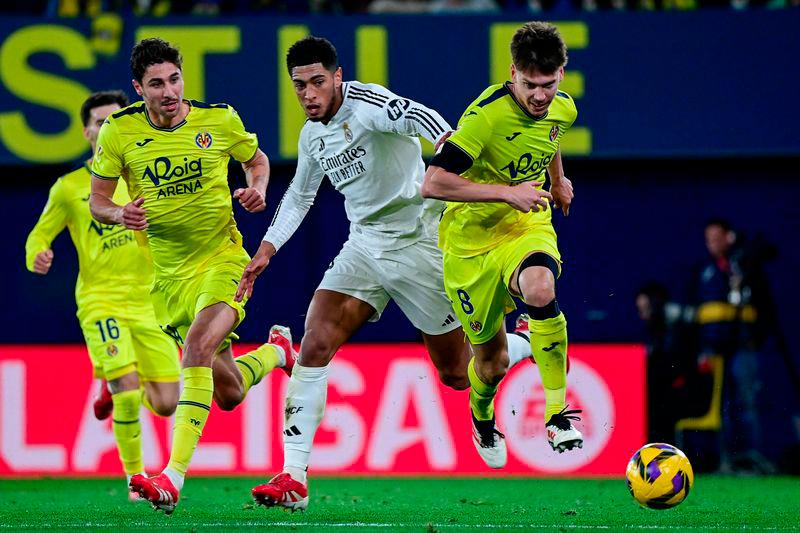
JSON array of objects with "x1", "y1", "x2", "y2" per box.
[
  {"x1": 672, "y1": 472, "x2": 684, "y2": 493},
  {"x1": 646, "y1": 460, "x2": 661, "y2": 482},
  {"x1": 654, "y1": 444, "x2": 675, "y2": 451}
]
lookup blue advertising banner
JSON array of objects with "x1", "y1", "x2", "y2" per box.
[{"x1": 0, "y1": 11, "x2": 798, "y2": 165}]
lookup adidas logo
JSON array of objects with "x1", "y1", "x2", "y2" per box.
[
  {"x1": 284, "y1": 425, "x2": 302, "y2": 437},
  {"x1": 441, "y1": 314, "x2": 456, "y2": 327},
  {"x1": 542, "y1": 341, "x2": 560, "y2": 352}
]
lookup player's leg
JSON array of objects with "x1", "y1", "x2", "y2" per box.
[
  {"x1": 253, "y1": 242, "x2": 387, "y2": 510},
  {"x1": 508, "y1": 235, "x2": 582, "y2": 453},
  {"x1": 82, "y1": 313, "x2": 150, "y2": 495},
  {"x1": 211, "y1": 333, "x2": 292, "y2": 411},
  {"x1": 130, "y1": 315, "x2": 181, "y2": 417},
  {"x1": 106, "y1": 371, "x2": 146, "y2": 492},
  {"x1": 252, "y1": 289, "x2": 376, "y2": 510},
  {"x1": 131, "y1": 302, "x2": 237, "y2": 514},
  {"x1": 441, "y1": 250, "x2": 511, "y2": 468},
  {"x1": 170, "y1": 303, "x2": 236, "y2": 473},
  {"x1": 391, "y1": 238, "x2": 530, "y2": 390}
]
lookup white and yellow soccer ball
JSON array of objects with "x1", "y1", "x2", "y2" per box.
[{"x1": 626, "y1": 443, "x2": 694, "y2": 509}]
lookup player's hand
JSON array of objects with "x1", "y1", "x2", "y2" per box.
[
  {"x1": 434, "y1": 131, "x2": 453, "y2": 153},
  {"x1": 33, "y1": 249, "x2": 54, "y2": 275},
  {"x1": 235, "y1": 240, "x2": 277, "y2": 302},
  {"x1": 233, "y1": 187, "x2": 266, "y2": 213},
  {"x1": 549, "y1": 176, "x2": 574, "y2": 216},
  {"x1": 503, "y1": 180, "x2": 553, "y2": 213},
  {"x1": 119, "y1": 198, "x2": 148, "y2": 230}
]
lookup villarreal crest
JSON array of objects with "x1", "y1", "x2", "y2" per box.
[{"x1": 195, "y1": 132, "x2": 213, "y2": 149}]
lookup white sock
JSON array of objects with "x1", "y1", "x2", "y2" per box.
[
  {"x1": 163, "y1": 467, "x2": 184, "y2": 491},
  {"x1": 273, "y1": 344, "x2": 287, "y2": 367},
  {"x1": 506, "y1": 332, "x2": 531, "y2": 369},
  {"x1": 283, "y1": 363, "x2": 329, "y2": 484}
]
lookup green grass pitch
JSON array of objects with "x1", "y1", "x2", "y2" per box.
[{"x1": 1, "y1": 476, "x2": 798, "y2": 531}]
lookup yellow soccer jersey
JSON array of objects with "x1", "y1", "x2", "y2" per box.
[
  {"x1": 439, "y1": 83, "x2": 577, "y2": 257},
  {"x1": 25, "y1": 164, "x2": 153, "y2": 316},
  {"x1": 91, "y1": 100, "x2": 258, "y2": 280}
]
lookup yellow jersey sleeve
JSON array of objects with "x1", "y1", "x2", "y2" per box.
[
  {"x1": 25, "y1": 178, "x2": 67, "y2": 271},
  {"x1": 224, "y1": 107, "x2": 258, "y2": 162},
  {"x1": 448, "y1": 107, "x2": 494, "y2": 161},
  {"x1": 92, "y1": 119, "x2": 123, "y2": 180}
]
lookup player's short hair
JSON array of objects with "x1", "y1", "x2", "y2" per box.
[
  {"x1": 80, "y1": 90, "x2": 130, "y2": 126},
  {"x1": 286, "y1": 36, "x2": 339, "y2": 74},
  {"x1": 130, "y1": 38, "x2": 183, "y2": 82},
  {"x1": 510, "y1": 22, "x2": 568, "y2": 74}
]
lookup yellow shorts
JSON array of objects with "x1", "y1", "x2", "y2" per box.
[
  {"x1": 442, "y1": 224, "x2": 561, "y2": 345},
  {"x1": 150, "y1": 246, "x2": 250, "y2": 352},
  {"x1": 81, "y1": 305, "x2": 180, "y2": 382}
]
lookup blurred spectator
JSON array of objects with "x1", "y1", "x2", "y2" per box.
[
  {"x1": 429, "y1": 0, "x2": 500, "y2": 12},
  {"x1": 46, "y1": 0, "x2": 172, "y2": 16},
  {"x1": 636, "y1": 281, "x2": 702, "y2": 443},
  {"x1": 368, "y1": 0, "x2": 432, "y2": 12},
  {"x1": 694, "y1": 218, "x2": 776, "y2": 473}
]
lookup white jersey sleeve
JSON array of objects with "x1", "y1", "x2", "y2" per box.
[
  {"x1": 263, "y1": 128, "x2": 325, "y2": 251},
  {"x1": 346, "y1": 83, "x2": 452, "y2": 146}
]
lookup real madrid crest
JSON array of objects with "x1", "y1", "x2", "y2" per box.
[
  {"x1": 549, "y1": 125, "x2": 559, "y2": 142},
  {"x1": 343, "y1": 122, "x2": 353, "y2": 143},
  {"x1": 195, "y1": 131, "x2": 213, "y2": 149}
]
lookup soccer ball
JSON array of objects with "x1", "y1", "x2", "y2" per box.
[{"x1": 626, "y1": 443, "x2": 694, "y2": 509}]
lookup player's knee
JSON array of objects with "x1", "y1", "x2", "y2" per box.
[
  {"x1": 438, "y1": 369, "x2": 469, "y2": 391},
  {"x1": 521, "y1": 273, "x2": 555, "y2": 308},
  {"x1": 298, "y1": 333, "x2": 337, "y2": 366},
  {"x1": 149, "y1": 398, "x2": 177, "y2": 417},
  {"x1": 214, "y1": 389, "x2": 243, "y2": 412},
  {"x1": 182, "y1": 340, "x2": 217, "y2": 366},
  {"x1": 477, "y1": 353, "x2": 508, "y2": 385}
]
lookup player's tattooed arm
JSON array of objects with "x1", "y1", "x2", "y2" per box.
[
  {"x1": 89, "y1": 176, "x2": 148, "y2": 230},
  {"x1": 547, "y1": 150, "x2": 573, "y2": 216},
  {"x1": 234, "y1": 148, "x2": 269, "y2": 213}
]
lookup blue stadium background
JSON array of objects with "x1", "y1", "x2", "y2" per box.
[{"x1": 1, "y1": 10, "x2": 798, "y2": 465}]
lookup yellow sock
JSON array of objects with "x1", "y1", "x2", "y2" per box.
[
  {"x1": 529, "y1": 312, "x2": 568, "y2": 421},
  {"x1": 468, "y1": 357, "x2": 497, "y2": 421},
  {"x1": 235, "y1": 343, "x2": 282, "y2": 398},
  {"x1": 166, "y1": 366, "x2": 213, "y2": 477},
  {"x1": 111, "y1": 390, "x2": 143, "y2": 476}
]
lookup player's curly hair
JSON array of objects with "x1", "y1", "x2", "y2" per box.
[
  {"x1": 286, "y1": 36, "x2": 339, "y2": 74},
  {"x1": 511, "y1": 22, "x2": 568, "y2": 74},
  {"x1": 130, "y1": 38, "x2": 183, "y2": 82},
  {"x1": 80, "y1": 91, "x2": 130, "y2": 126}
]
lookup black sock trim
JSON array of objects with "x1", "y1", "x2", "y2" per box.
[
  {"x1": 177, "y1": 400, "x2": 210, "y2": 411},
  {"x1": 527, "y1": 300, "x2": 560, "y2": 320},
  {"x1": 112, "y1": 418, "x2": 139, "y2": 425},
  {"x1": 235, "y1": 358, "x2": 257, "y2": 382},
  {"x1": 248, "y1": 353, "x2": 264, "y2": 370}
]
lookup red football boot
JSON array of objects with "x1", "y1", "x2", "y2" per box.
[
  {"x1": 129, "y1": 473, "x2": 180, "y2": 515},
  {"x1": 252, "y1": 472, "x2": 308, "y2": 511},
  {"x1": 269, "y1": 325, "x2": 298, "y2": 377}
]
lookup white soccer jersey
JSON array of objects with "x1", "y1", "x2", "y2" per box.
[{"x1": 264, "y1": 81, "x2": 452, "y2": 253}]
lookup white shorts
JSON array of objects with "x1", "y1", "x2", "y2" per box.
[{"x1": 317, "y1": 237, "x2": 461, "y2": 335}]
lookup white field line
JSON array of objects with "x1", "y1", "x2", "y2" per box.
[{"x1": 0, "y1": 523, "x2": 792, "y2": 531}]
